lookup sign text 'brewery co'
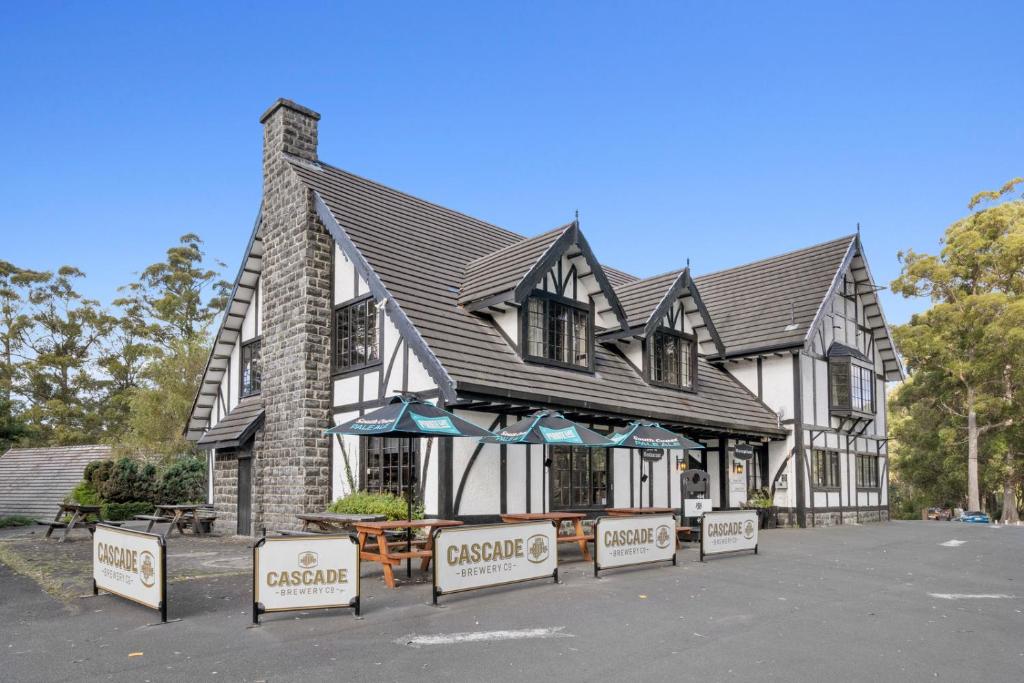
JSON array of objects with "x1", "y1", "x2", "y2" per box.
[
  {"x1": 593, "y1": 514, "x2": 676, "y2": 575},
  {"x1": 700, "y1": 509, "x2": 759, "y2": 561},
  {"x1": 253, "y1": 534, "x2": 361, "y2": 623},
  {"x1": 432, "y1": 521, "x2": 558, "y2": 603},
  {"x1": 92, "y1": 525, "x2": 168, "y2": 622}
]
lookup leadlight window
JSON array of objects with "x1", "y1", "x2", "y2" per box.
[
  {"x1": 648, "y1": 329, "x2": 694, "y2": 389},
  {"x1": 856, "y1": 454, "x2": 879, "y2": 488},
  {"x1": 363, "y1": 436, "x2": 417, "y2": 496},
  {"x1": 550, "y1": 445, "x2": 608, "y2": 508},
  {"x1": 240, "y1": 339, "x2": 261, "y2": 397},
  {"x1": 334, "y1": 297, "x2": 379, "y2": 372},
  {"x1": 830, "y1": 358, "x2": 874, "y2": 414},
  {"x1": 746, "y1": 448, "x2": 765, "y2": 491},
  {"x1": 812, "y1": 449, "x2": 840, "y2": 489},
  {"x1": 524, "y1": 295, "x2": 591, "y2": 369}
]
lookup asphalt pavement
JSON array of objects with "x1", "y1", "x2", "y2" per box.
[{"x1": 1, "y1": 521, "x2": 1022, "y2": 682}]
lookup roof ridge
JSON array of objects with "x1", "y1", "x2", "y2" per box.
[
  {"x1": 695, "y1": 234, "x2": 856, "y2": 281},
  {"x1": 616, "y1": 266, "x2": 687, "y2": 291},
  {"x1": 463, "y1": 221, "x2": 573, "y2": 272}
]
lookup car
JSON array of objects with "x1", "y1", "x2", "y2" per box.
[
  {"x1": 957, "y1": 511, "x2": 990, "y2": 524},
  {"x1": 926, "y1": 507, "x2": 953, "y2": 520}
]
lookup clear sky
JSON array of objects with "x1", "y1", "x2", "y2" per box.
[{"x1": 1, "y1": 2, "x2": 1021, "y2": 325}]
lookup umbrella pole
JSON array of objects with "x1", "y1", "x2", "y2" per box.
[{"x1": 407, "y1": 436, "x2": 412, "y2": 579}]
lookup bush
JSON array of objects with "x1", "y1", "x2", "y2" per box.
[
  {"x1": 158, "y1": 455, "x2": 207, "y2": 504},
  {"x1": 0, "y1": 515, "x2": 35, "y2": 528},
  {"x1": 101, "y1": 501, "x2": 154, "y2": 521},
  {"x1": 68, "y1": 480, "x2": 102, "y2": 506},
  {"x1": 328, "y1": 491, "x2": 423, "y2": 521},
  {"x1": 84, "y1": 458, "x2": 113, "y2": 490},
  {"x1": 101, "y1": 456, "x2": 158, "y2": 504}
]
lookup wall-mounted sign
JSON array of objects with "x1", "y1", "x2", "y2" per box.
[
  {"x1": 93, "y1": 525, "x2": 167, "y2": 622},
  {"x1": 683, "y1": 498, "x2": 712, "y2": 518},
  {"x1": 733, "y1": 443, "x2": 755, "y2": 460},
  {"x1": 700, "y1": 510, "x2": 758, "y2": 561},
  {"x1": 432, "y1": 521, "x2": 558, "y2": 603},
  {"x1": 640, "y1": 448, "x2": 665, "y2": 462},
  {"x1": 253, "y1": 534, "x2": 360, "y2": 623},
  {"x1": 593, "y1": 514, "x2": 676, "y2": 575}
]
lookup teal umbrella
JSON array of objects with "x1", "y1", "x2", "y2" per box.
[{"x1": 607, "y1": 421, "x2": 704, "y2": 508}]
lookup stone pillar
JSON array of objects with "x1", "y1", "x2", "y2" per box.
[{"x1": 254, "y1": 99, "x2": 333, "y2": 532}]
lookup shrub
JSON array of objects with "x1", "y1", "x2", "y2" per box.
[
  {"x1": 68, "y1": 480, "x2": 102, "y2": 506},
  {"x1": 328, "y1": 491, "x2": 423, "y2": 521},
  {"x1": 0, "y1": 515, "x2": 35, "y2": 528},
  {"x1": 101, "y1": 456, "x2": 158, "y2": 504},
  {"x1": 84, "y1": 458, "x2": 114, "y2": 490},
  {"x1": 158, "y1": 455, "x2": 207, "y2": 504},
  {"x1": 101, "y1": 501, "x2": 154, "y2": 521}
]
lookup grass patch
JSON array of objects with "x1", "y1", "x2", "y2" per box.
[
  {"x1": 0, "y1": 515, "x2": 36, "y2": 528},
  {"x1": 0, "y1": 541, "x2": 82, "y2": 603}
]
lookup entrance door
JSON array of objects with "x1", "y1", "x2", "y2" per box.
[{"x1": 237, "y1": 453, "x2": 252, "y2": 535}]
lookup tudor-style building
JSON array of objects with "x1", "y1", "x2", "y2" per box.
[{"x1": 187, "y1": 99, "x2": 902, "y2": 535}]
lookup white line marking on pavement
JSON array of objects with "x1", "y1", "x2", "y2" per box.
[
  {"x1": 928, "y1": 593, "x2": 1015, "y2": 600},
  {"x1": 939, "y1": 539, "x2": 967, "y2": 547},
  {"x1": 399, "y1": 627, "x2": 573, "y2": 647}
]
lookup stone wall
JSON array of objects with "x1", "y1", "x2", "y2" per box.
[
  {"x1": 253, "y1": 99, "x2": 333, "y2": 532},
  {"x1": 213, "y1": 455, "x2": 239, "y2": 534},
  {"x1": 774, "y1": 507, "x2": 889, "y2": 527}
]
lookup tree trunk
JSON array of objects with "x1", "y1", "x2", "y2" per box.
[
  {"x1": 1001, "y1": 450, "x2": 1020, "y2": 523},
  {"x1": 967, "y1": 396, "x2": 980, "y2": 511}
]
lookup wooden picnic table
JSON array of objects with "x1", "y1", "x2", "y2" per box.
[
  {"x1": 143, "y1": 504, "x2": 214, "y2": 538},
  {"x1": 41, "y1": 503, "x2": 102, "y2": 543},
  {"x1": 295, "y1": 512, "x2": 386, "y2": 533},
  {"x1": 500, "y1": 512, "x2": 592, "y2": 561},
  {"x1": 353, "y1": 519, "x2": 463, "y2": 588},
  {"x1": 606, "y1": 507, "x2": 677, "y2": 516}
]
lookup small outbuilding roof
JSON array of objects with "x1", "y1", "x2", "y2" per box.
[
  {"x1": 0, "y1": 444, "x2": 110, "y2": 518},
  {"x1": 196, "y1": 395, "x2": 264, "y2": 450}
]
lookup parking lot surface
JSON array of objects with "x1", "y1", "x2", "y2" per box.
[{"x1": 1, "y1": 521, "x2": 1022, "y2": 682}]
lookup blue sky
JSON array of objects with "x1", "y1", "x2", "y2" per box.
[{"x1": 1, "y1": 2, "x2": 1021, "y2": 325}]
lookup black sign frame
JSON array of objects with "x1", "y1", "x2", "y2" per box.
[
  {"x1": 92, "y1": 524, "x2": 169, "y2": 624},
  {"x1": 592, "y1": 515, "x2": 677, "y2": 577}
]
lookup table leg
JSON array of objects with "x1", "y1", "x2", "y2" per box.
[
  {"x1": 575, "y1": 519, "x2": 591, "y2": 561},
  {"x1": 377, "y1": 532, "x2": 396, "y2": 588},
  {"x1": 192, "y1": 510, "x2": 205, "y2": 536},
  {"x1": 420, "y1": 527, "x2": 434, "y2": 572},
  {"x1": 59, "y1": 511, "x2": 79, "y2": 543},
  {"x1": 45, "y1": 508, "x2": 62, "y2": 539}
]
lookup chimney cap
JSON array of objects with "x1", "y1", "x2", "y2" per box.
[{"x1": 260, "y1": 98, "x2": 321, "y2": 124}]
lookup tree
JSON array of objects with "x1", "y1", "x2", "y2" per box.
[
  {"x1": 892, "y1": 177, "x2": 1024, "y2": 515},
  {"x1": 0, "y1": 261, "x2": 48, "y2": 449}
]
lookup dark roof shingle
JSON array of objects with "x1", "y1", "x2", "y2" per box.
[
  {"x1": 196, "y1": 395, "x2": 264, "y2": 449},
  {"x1": 0, "y1": 445, "x2": 110, "y2": 518}
]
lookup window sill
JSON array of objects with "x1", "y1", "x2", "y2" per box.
[
  {"x1": 240, "y1": 389, "x2": 262, "y2": 400},
  {"x1": 522, "y1": 355, "x2": 594, "y2": 374},
  {"x1": 648, "y1": 378, "x2": 697, "y2": 394},
  {"x1": 332, "y1": 361, "x2": 383, "y2": 379},
  {"x1": 812, "y1": 486, "x2": 841, "y2": 492},
  {"x1": 856, "y1": 486, "x2": 881, "y2": 492}
]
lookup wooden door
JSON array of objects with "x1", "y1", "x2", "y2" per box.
[{"x1": 237, "y1": 453, "x2": 252, "y2": 535}]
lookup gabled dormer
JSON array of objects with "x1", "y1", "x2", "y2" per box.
[
  {"x1": 602, "y1": 268, "x2": 724, "y2": 391},
  {"x1": 459, "y1": 219, "x2": 628, "y2": 372}
]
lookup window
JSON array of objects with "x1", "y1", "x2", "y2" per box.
[
  {"x1": 240, "y1": 339, "x2": 261, "y2": 397},
  {"x1": 523, "y1": 295, "x2": 591, "y2": 369},
  {"x1": 812, "y1": 449, "x2": 840, "y2": 489},
  {"x1": 550, "y1": 445, "x2": 608, "y2": 508},
  {"x1": 830, "y1": 358, "x2": 874, "y2": 414},
  {"x1": 856, "y1": 454, "x2": 879, "y2": 488},
  {"x1": 746, "y1": 448, "x2": 765, "y2": 491},
  {"x1": 648, "y1": 329, "x2": 695, "y2": 389},
  {"x1": 334, "y1": 297, "x2": 379, "y2": 372},
  {"x1": 362, "y1": 436, "x2": 417, "y2": 496}
]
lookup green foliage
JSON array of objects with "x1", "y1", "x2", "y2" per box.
[
  {"x1": 158, "y1": 455, "x2": 207, "y2": 504},
  {"x1": 68, "y1": 480, "x2": 102, "y2": 506},
  {"x1": 101, "y1": 501, "x2": 154, "y2": 521},
  {"x1": 328, "y1": 491, "x2": 423, "y2": 521},
  {"x1": 100, "y1": 456, "x2": 158, "y2": 504},
  {"x1": 0, "y1": 515, "x2": 35, "y2": 528},
  {"x1": 744, "y1": 488, "x2": 773, "y2": 509}
]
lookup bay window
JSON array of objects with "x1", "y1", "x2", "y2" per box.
[{"x1": 830, "y1": 358, "x2": 875, "y2": 415}]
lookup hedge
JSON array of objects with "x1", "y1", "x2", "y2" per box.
[{"x1": 328, "y1": 491, "x2": 423, "y2": 521}]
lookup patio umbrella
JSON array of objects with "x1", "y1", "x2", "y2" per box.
[
  {"x1": 606, "y1": 421, "x2": 704, "y2": 508},
  {"x1": 480, "y1": 410, "x2": 614, "y2": 513},
  {"x1": 326, "y1": 394, "x2": 496, "y2": 577}
]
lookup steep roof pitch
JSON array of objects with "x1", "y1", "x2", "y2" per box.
[
  {"x1": 0, "y1": 445, "x2": 110, "y2": 518},
  {"x1": 196, "y1": 395, "x2": 264, "y2": 450},
  {"x1": 459, "y1": 223, "x2": 568, "y2": 307},
  {"x1": 290, "y1": 158, "x2": 785, "y2": 436},
  {"x1": 695, "y1": 235, "x2": 857, "y2": 357}
]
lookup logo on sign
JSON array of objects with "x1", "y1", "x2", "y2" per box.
[
  {"x1": 298, "y1": 551, "x2": 319, "y2": 568},
  {"x1": 539, "y1": 425, "x2": 582, "y2": 444},
  {"x1": 655, "y1": 525, "x2": 672, "y2": 549},
  {"x1": 527, "y1": 534, "x2": 550, "y2": 563},
  {"x1": 139, "y1": 551, "x2": 156, "y2": 587},
  {"x1": 411, "y1": 413, "x2": 460, "y2": 434},
  {"x1": 743, "y1": 521, "x2": 755, "y2": 540}
]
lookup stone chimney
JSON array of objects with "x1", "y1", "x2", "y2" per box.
[{"x1": 253, "y1": 99, "x2": 333, "y2": 533}]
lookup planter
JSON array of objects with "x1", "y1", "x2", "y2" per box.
[{"x1": 764, "y1": 507, "x2": 778, "y2": 529}]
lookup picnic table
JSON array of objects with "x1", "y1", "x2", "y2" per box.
[
  {"x1": 606, "y1": 507, "x2": 677, "y2": 516},
  {"x1": 500, "y1": 512, "x2": 592, "y2": 561},
  {"x1": 40, "y1": 503, "x2": 103, "y2": 543},
  {"x1": 138, "y1": 504, "x2": 216, "y2": 538},
  {"x1": 353, "y1": 519, "x2": 463, "y2": 588},
  {"x1": 295, "y1": 512, "x2": 386, "y2": 533}
]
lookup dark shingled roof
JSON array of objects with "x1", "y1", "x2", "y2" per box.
[
  {"x1": 290, "y1": 159, "x2": 785, "y2": 436},
  {"x1": 197, "y1": 395, "x2": 264, "y2": 449},
  {"x1": 0, "y1": 445, "x2": 110, "y2": 518},
  {"x1": 695, "y1": 235, "x2": 857, "y2": 356},
  {"x1": 616, "y1": 269, "x2": 686, "y2": 329},
  {"x1": 459, "y1": 223, "x2": 570, "y2": 307}
]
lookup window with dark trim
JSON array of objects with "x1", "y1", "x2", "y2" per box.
[
  {"x1": 856, "y1": 454, "x2": 879, "y2": 488},
  {"x1": 746, "y1": 448, "x2": 766, "y2": 492},
  {"x1": 523, "y1": 294, "x2": 592, "y2": 370},
  {"x1": 362, "y1": 436, "x2": 417, "y2": 496},
  {"x1": 812, "y1": 449, "x2": 840, "y2": 489},
  {"x1": 647, "y1": 328, "x2": 696, "y2": 390},
  {"x1": 830, "y1": 358, "x2": 875, "y2": 414},
  {"x1": 333, "y1": 296, "x2": 379, "y2": 373},
  {"x1": 240, "y1": 339, "x2": 261, "y2": 397},
  {"x1": 550, "y1": 445, "x2": 608, "y2": 508}
]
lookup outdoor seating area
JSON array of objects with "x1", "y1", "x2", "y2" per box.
[{"x1": 38, "y1": 503, "x2": 122, "y2": 543}]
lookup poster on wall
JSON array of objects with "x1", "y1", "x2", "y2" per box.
[
  {"x1": 253, "y1": 534, "x2": 360, "y2": 623},
  {"x1": 683, "y1": 498, "x2": 712, "y2": 517},
  {"x1": 93, "y1": 525, "x2": 167, "y2": 622},
  {"x1": 593, "y1": 514, "x2": 676, "y2": 575},
  {"x1": 700, "y1": 510, "x2": 758, "y2": 561},
  {"x1": 432, "y1": 521, "x2": 558, "y2": 603}
]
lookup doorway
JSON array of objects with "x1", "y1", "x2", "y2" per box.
[{"x1": 237, "y1": 452, "x2": 252, "y2": 535}]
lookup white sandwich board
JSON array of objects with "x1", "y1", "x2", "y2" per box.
[
  {"x1": 700, "y1": 509, "x2": 759, "y2": 561},
  {"x1": 92, "y1": 524, "x2": 167, "y2": 622},
  {"x1": 253, "y1": 534, "x2": 361, "y2": 622},
  {"x1": 593, "y1": 514, "x2": 676, "y2": 575}
]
